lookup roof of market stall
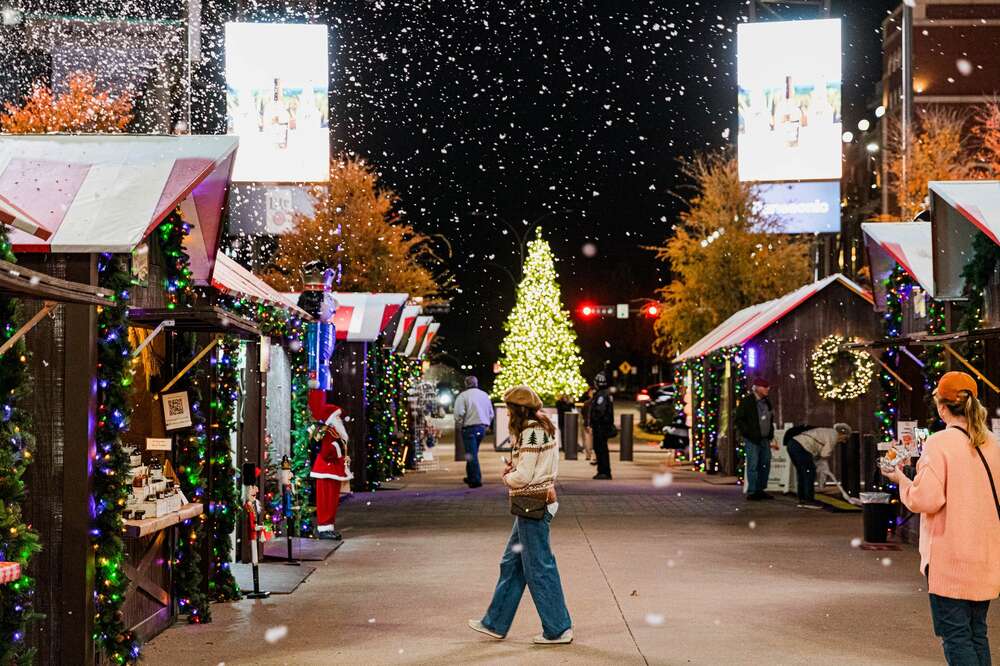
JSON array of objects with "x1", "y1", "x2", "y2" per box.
[
  {"x1": 0, "y1": 134, "x2": 238, "y2": 285},
  {"x1": 862, "y1": 221, "x2": 935, "y2": 308},
  {"x1": 211, "y1": 252, "x2": 310, "y2": 319},
  {"x1": 386, "y1": 304, "x2": 421, "y2": 351},
  {"x1": 417, "y1": 322, "x2": 440, "y2": 359},
  {"x1": 674, "y1": 273, "x2": 872, "y2": 362},
  {"x1": 929, "y1": 180, "x2": 1000, "y2": 300},
  {"x1": 403, "y1": 315, "x2": 434, "y2": 357},
  {"x1": 330, "y1": 292, "x2": 409, "y2": 342}
]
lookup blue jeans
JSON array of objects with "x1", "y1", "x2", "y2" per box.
[
  {"x1": 930, "y1": 593, "x2": 992, "y2": 665},
  {"x1": 744, "y1": 438, "x2": 772, "y2": 495},
  {"x1": 463, "y1": 425, "x2": 486, "y2": 485},
  {"x1": 482, "y1": 513, "x2": 572, "y2": 639}
]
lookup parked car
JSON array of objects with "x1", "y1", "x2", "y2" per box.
[
  {"x1": 637, "y1": 383, "x2": 689, "y2": 450},
  {"x1": 637, "y1": 382, "x2": 676, "y2": 405}
]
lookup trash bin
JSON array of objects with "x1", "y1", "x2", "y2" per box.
[{"x1": 860, "y1": 492, "x2": 896, "y2": 543}]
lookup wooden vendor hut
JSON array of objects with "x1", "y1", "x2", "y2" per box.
[
  {"x1": 327, "y1": 292, "x2": 408, "y2": 490},
  {"x1": 919, "y1": 181, "x2": 1000, "y2": 414},
  {"x1": 0, "y1": 249, "x2": 114, "y2": 665},
  {"x1": 0, "y1": 134, "x2": 251, "y2": 663},
  {"x1": 863, "y1": 221, "x2": 946, "y2": 427},
  {"x1": 674, "y1": 274, "x2": 879, "y2": 479}
]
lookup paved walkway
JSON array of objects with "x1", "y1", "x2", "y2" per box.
[{"x1": 144, "y1": 438, "x2": 997, "y2": 665}]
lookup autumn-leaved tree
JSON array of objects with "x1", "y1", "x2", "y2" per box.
[
  {"x1": 0, "y1": 71, "x2": 133, "y2": 134},
  {"x1": 975, "y1": 101, "x2": 1000, "y2": 177},
  {"x1": 648, "y1": 152, "x2": 811, "y2": 357},
  {"x1": 262, "y1": 156, "x2": 449, "y2": 298},
  {"x1": 884, "y1": 107, "x2": 976, "y2": 219}
]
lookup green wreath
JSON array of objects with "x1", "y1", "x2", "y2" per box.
[{"x1": 810, "y1": 335, "x2": 876, "y2": 401}]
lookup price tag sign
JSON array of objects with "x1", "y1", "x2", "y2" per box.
[{"x1": 146, "y1": 437, "x2": 172, "y2": 452}]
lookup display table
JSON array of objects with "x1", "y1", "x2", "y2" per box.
[
  {"x1": 122, "y1": 503, "x2": 204, "y2": 641},
  {"x1": 0, "y1": 561, "x2": 21, "y2": 585},
  {"x1": 122, "y1": 503, "x2": 204, "y2": 538}
]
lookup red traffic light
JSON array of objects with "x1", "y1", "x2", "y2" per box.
[
  {"x1": 644, "y1": 303, "x2": 660, "y2": 318},
  {"x1": 580, "y1": 304, "x2": 596, "y2": 318}
]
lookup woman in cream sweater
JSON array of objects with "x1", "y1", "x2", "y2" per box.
[
  {"x1": 468, "y1": 385, "x2": 573, "y2": 645},
  {"x1": 883, "y1": 371, "x2": 1000, "y2": 665}
]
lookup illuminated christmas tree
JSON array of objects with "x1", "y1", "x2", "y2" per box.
[{"x1": 493, "y1": 231, "x2": 588, "y2": 404}]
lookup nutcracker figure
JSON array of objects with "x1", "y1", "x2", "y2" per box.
[
  {"x1": 242, "y1": 483, "x2": 270, "y2": 598},
  {"x1": 309, "y1": 388, "x2": 352, "y2": 540}
]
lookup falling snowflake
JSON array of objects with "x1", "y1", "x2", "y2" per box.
[{"x1": 264, "y1": 625, "x2": 288, "y2": 644}]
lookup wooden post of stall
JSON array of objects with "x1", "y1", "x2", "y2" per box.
[{"x1": 62, "y1": 254, "x2": 99, "y2": 665}]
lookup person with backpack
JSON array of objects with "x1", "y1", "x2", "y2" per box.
[
  {"x1": 882, "y1": 371, "x2": 1000, "y2": 665},
  {"x1": 786, "y1": 423, "x2": 852, "y2": 509}
]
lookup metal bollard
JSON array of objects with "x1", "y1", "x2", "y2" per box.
[
  {"x1": 563, "y1": 412, "x2": 578, "y2": 460},
  {"x1": 619, "y1": 413, "x2": 634, "y2": 461}
]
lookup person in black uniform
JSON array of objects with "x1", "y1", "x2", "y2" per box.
[{"x1": 588, "y1": 373, "x2": 615, "y2": 480}]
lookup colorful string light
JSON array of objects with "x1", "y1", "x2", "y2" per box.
[
  {"x1": 93, "y1": 252, "x2": 140, "y2": 664},
  {"x1": 0, "y1": 225, "x2": 42, "y2": 664}
]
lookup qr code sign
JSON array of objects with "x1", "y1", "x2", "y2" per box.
[{"x1": 167, "y1": 397, "x2": 185, "y2": 416}]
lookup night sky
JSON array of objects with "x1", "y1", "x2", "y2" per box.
[{"x1": 329, "y1": 0, "x2": 897, "y2": 383}]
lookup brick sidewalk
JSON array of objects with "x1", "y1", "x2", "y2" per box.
[{"x1": 143, "y1": 442, "x2": 996, "y2": 665}]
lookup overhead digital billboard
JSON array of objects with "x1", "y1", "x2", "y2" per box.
[
  {"x1": 225, "y1": 22, "x2": 329, "y2": 183},
  {"x1": 737, "y1": 19, "x2": 842, "y2": 183},
  {"x1": 754, "y1": 181, "x2": 841, "y2": 234}
]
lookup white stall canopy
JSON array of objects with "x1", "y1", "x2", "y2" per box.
[
  {"x1": 929, "y1": 180, "x2": 1000, "y2": 300},
  {"x1": 862, "y1": 221, "x2": 935, "y2": 310}
]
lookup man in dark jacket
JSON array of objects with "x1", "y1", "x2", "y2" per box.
[
  {"x1": 589, "y1": 372, "x2": 615, "y2": 480},
  {"x1": 734, "y1": 377, "x2": 777, "y2": 500}
]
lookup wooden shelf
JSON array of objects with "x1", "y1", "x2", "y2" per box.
[{"x1": 123, "y1": 503, "x2": 204, "y2": 539}]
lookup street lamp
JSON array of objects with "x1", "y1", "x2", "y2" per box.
[{"x1": 472, "y1": 208, "x2": 577, "y2": 274}]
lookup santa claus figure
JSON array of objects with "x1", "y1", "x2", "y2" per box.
[{"x1": 309, "y1": 389, "x2": 352, "y2": 540}]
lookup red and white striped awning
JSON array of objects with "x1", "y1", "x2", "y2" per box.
[
  {"x1": 417, "y1": 322, "x2": 440, "y2": 359},
  {"x1": 929, "y1": 180, "x2": 1000, "y2": 300},
  {"x1": 211, "y1": 253, "x2": 310, "y2": 318},
  {"x1": 0, "y1": 135, "x2": 238, "y2": 284},
  {"x1": 330, "y1": 293, "x2": 408, "y2": 342},
  {"x1": 674, "y1": 274, "x2": 872, "y2": 362},
  {"x1": 404, "y1": 316, "x2": 433, "y2": 357},
  {"x1": 388, "y1": 305, "x2": 421, "y2": 351},
  {"x1": 862, "y1": 222, "x2": 935, "y2": 308}
]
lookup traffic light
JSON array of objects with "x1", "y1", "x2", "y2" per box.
[
  {"x1": 643, "y1": 303, "x2": 660, "y2": 318},
  {"x1": 577, "y1": 304, "x2": 615, "y2": 319},
  {"x1": 580, "y1": 304, "x2": 596, "y2": 318}
]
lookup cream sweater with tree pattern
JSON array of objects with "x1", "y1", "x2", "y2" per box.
[{"x1": 504, "y1": 425, "x2": 559, "y2": 496}]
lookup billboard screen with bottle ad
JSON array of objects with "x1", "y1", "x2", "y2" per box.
[
  {"x1": 225, "y1": 22, "x2": 329, "y2": 183},
  {"x1": 737, "y1": 19, "x2": 842, "y2": 183}
]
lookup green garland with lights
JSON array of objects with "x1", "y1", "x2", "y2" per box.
[
  {"x1": 93, "y1": 253, "x2": 140, "y2": 664},
  {"x1": 158, "y1": 211, "x2": 194, "y2": 311},
  {"x1": 959, "y1": 232, "x2": 1000, "y2": 370},
  {"x1": 875, "y1": 266, "x2": 908, "y2": 441},
  {"x1": 172, "y1": 364, "x2": 211, "y2": 623},
  {"x1": 0, "y1": 226, "x2": 42, "y2": 665},
  {"x1": 206, "y1": 336, "x2": 241, "y2": 602},
  {"x1": 810, "y1": 335, "x2": 876, "y2": 401},
  {"x1": 364, "y1": 345, "x2": 421, "y2": 489},
  {"x1": 922, "y1": 296, "x2": 947, "y2": 430}
]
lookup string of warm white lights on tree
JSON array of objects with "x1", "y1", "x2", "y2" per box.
[{"x1": 492, "y1": 230, "x2": 588, "y2": 404}]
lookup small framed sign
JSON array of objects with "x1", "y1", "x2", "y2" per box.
[
  {"x1": 146, "y1": 437, "x2": 172, "y2": 452},
  {"x1": 131, "y1": 242, "x2": 150, "y2": 287},
  {"x1": 162, "y1": 391, "x2": 192, "y2": 431}
]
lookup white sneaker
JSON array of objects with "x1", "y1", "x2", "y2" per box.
[
  {"x1": 533, "y1": 628, "x2": 573, "y2": 644},
  {"x1": 797, "y1": 502, "x2": 823, "y2": 510},
  {"x1": 468, "y1": 619, "x2": 504, "y2": 639}
]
